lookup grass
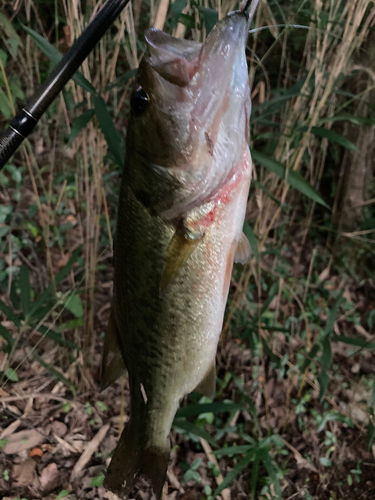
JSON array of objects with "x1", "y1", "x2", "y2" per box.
[{"x1": 1, "y1": 0, "x2": 375, "y2": 498}]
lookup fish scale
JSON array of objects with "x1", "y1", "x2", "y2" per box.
[{"x1": 102, "y1": 3, "x2": 259, "y2": 497}]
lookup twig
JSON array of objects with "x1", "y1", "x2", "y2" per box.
[
  {"x1": 71, "y1": 423, "x2": 110, "y2": 480},
  {"x1": 199, "y1": 437, "x2": 231, "y2": 500}
]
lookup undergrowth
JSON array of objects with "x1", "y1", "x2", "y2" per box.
[{"x1": 0, "y1": 0, "x2": 375, "y2": 498}]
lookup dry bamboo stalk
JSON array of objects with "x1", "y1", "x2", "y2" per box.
[{"x1": 154, "y1": 0, "x2": 169, "y2": 30}]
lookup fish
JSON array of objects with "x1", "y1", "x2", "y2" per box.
[{"x1": 102, "y1": 1, "x2": 258, "y2": 497}]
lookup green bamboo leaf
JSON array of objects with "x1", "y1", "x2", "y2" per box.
[
  {"x1": 65, "y1": 293, "x2": 83, "y2": 318},
  {"x1": 250, "y1": 455, "x2": 260, "y2": 500},
  {"x1": 29, "y1": 347, "x2": 76, "y2": 393},
  {"x1": 309, "y1": 127, "x2": 359, "y2": 152},
  {"x1": 0, "y1": 324, "x2": 13, "y2": 353},
  {"x1": 37, "y1": 325, "x2": 81, "y2": 350},
  {"x1": 68, "y1": 109, "x2": 95, "y2": 145},
  {"x1": 201, "y1": 8, "x2": 218, "y2": 34},
  {"x1": 318, "y1": 370, "x2": 330, "y2": 402},
  {"x1": 260, "y1": 452, "x2": 282, "y2": 498},
  {"x1": 321, "y1": 337, "x2": 331, "y2": 370},
  {"x1": 22, "y1": 25, "x2": 95, "y2": 94},
  {"x1": 212, "y1": 445, "x2": 253, "y2": 457},
  {"x1": 171, "y1": 0, "x2": 187, "y2": 28},
  {"x1": 6, "y1": 368, "x2": 18, "y2": 382},
  {"x1": 243, "y1": 222, "x2": 258, "y2": 263},
  {"x1": 175, "y1": 402, "x2": 241, "y2": 419},
  {"x1": 0, "y1": 299, "x2": 21, "y2": 327},
  {"x1": 9, "y1": 282, "x2": 20, "y2": 311},
  {"x1": 319, "y1": 115, "x2": 375, "y2": 126},
  {"x1": 252, "y1": 79, "x2": 306, "y2": 118},
  {"x1": 250, "y1": 282, "x2": 279, "y2": 326},
  {"x1": 93, "y1": 95, "x2": 124, "y2": 169},
  {"x1": 252, "y1": 179, "x2": 282, "y2": 207},
  {"x1": 30, "y1": 247, "x2": 81, "y2": 317},
  {"x1": 105, "y1": 68, "x2": 137, "y2": 92},
  {"x1": 370, "y1": 380, "x2": 375, "y2": 409},
  {"x1": 367, "y1": 419, "x2": 375, "y2": 451},
  {"x1": 331, "y1": 335, "x2": 375, "y2": 350},
  {"x1": 251, "y1": 151, "x2": 329, "y2": 209},
  {"x1": 301, "y1": 343, "x2": 320, "y2": 372},
  {"x1": 19, "y1": 266, "x2": 31, "y2": 318},
  {"x1": 178, "y1": 14, "x2": 195, "y2": 29},
  {"x1": 213, "y1": 448, "x2": 255, "y2": 496},
  {"x1": 324, "y1": 292, "x2": 344, "y2": 337},
  {"x1": 174, "y1": 418, "x2": 217, "y2": 448}
]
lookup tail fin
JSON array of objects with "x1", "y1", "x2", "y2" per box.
[{"x1": 104, "y1": 422, "x2": 170, "y2": 499}]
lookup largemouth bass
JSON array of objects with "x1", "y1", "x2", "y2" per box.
[{"x1": 103, "y1": 1, "x2": 258, "y2": 497}]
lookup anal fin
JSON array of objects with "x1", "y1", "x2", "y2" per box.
[
  {"x1": 234, "y1": 231, "x2": 251, "y2": 265},
  {"x1": 193, "y1": 360, "x2": 216, "y2": 398},
  {"x1": 100, "y1": 309, "x2": 126, "y2": 391}
]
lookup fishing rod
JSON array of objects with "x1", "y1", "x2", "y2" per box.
[{"x1": 0, "y1": 0, "x2": 131, "y2": 171}]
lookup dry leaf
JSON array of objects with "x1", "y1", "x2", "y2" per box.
[
  {"x1": 12, "y1": 458, "x2": 39, "y2": 488},
  {"x1": 3, "y1": 428, "x2": 43, "y2": 454},
  {"x1": 40, "y1": 462, "x2": 60, "y2": 493}
]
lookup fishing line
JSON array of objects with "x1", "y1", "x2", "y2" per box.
[
  {"x1": 249, "y1": 24, "x2": 310, "y2": 35},
  {"x1": 254, "y1": 0, "x2": 311, "y2": 69}
]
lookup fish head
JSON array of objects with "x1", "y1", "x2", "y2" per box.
[{"x1": 127, "y1": 10, "x2": 253, "y2": 214}]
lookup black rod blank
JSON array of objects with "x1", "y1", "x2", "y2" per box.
[{"x1": 0, "y1": 0, "x2": 131, "y2": 170}]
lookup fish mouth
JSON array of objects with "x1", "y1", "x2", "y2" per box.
[{"x1": 144, "y1": 10, "x2": 252, "y2": 88}]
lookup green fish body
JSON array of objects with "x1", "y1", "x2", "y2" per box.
[{"x1": 103, "y1": 7, "x2": 255, "y2": 498}]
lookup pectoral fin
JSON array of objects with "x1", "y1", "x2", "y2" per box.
[
  {"x1": 160, "y1": 227, "x2": 201, "y2": 292},
  {"x1": 193, "y1": 360, "x2": 216, "y2": 398},
  {"x1": 234, "y1": 232, "x2": 251, "y2": 265},
  {"x1": 100, "y1": 309, "x2": 126, "y2": 391}
]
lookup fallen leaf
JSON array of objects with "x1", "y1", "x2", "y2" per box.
[
  {"x1": 50, "y1": 420, "x2": 68, "y2": 438},
  {"x1": 3, "y1": 428, "x2": 43, "y2": 454},
  {"x1": 12, "y1": 458, "x2": 39, "y2": 488},
  {"x1": 40, "y1": 462, "x2": 60, "y2": 493}
]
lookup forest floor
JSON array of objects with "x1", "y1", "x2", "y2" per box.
[{"x1": 1, "y1": 265, "x2": 375, "y2": 500}]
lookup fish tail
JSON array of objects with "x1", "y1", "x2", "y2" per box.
[{"x1": 104, "y1": 421, "x2": 169, "y2": 499}]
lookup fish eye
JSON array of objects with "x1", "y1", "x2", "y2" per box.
[{"x1": 131, "y1": 86, "x2": 149, "y2": 115}]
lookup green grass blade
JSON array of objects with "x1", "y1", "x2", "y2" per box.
[
  {"x1": 0, "y1": 299, "x2": 21, "y2": 327},
  {"x1": 324, "y1": 292, "x2": 344, "y2": 337},
  {"x1": 201, "y1": 8, "x2": 218, "y2": 34},
  {"x1": 260, "y1": 452, "x2": 282, "y2": 498},
  {"x1": 174, "y1": 418, "x2": 218, "y2": 448},
  {"x1": 30, "y1": 247, "x2": 81, "y2": 317},
  {"x1": 213, "y1": 448, "x2": 255, "y2": 496},
  {"x1": 37, "y1": 325, "x2": 81, "y2": 351},
  {"x1": 252, "y1": 179, "x2": 282, "y2": 207},
  {"x1": 243, "y1": 222, "x2": 259, "y2": 263},
  {"x1": 175, "y1": 401, "x2": 241, "y2": 418},
  {"x1": 170, "y1": 0, "x2": 188, "y2": 29},
  {"x1": 331, "y1": 335, "x2": 375, "y2": 350},
  {"x1": 318, "y1": 370, "x2": 330, "y2": 402},
  {"x1": 22, "y1": 25, "x2": 95, "y2": 94},
  {"x1": 251, "y1": 151, "x2": 330, "y2": 209},
  {"x1": 212, "y1": 445, "x2": 253, "y2": 457},
  {"x1": 93, "y1": 95, "x2": 124, "y2": 169},
  {"x1": 29, "y1": 347, "x2": 76, "y2": 394},
  {"x1": 68, "y1": 109, "x2": 95, "y2": 145},
  {"x1": 19, "y1": 266, "x2": 31, "y2": 318},
  {"x1": 301, "y1": 343, "x2": 320, "y2": 372},
  {"x1": 0, "y1": 324, "x2": 14, "y2": 353},
  {"x1": 310, "y1": 126, "x2": 359, "y2": 152},
  {"x1": 104, "y1": 68, "x2": 137, "y2": 92},
  {"x1": 250, "y1": 454, "x2": 260, "y2": 500}
]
